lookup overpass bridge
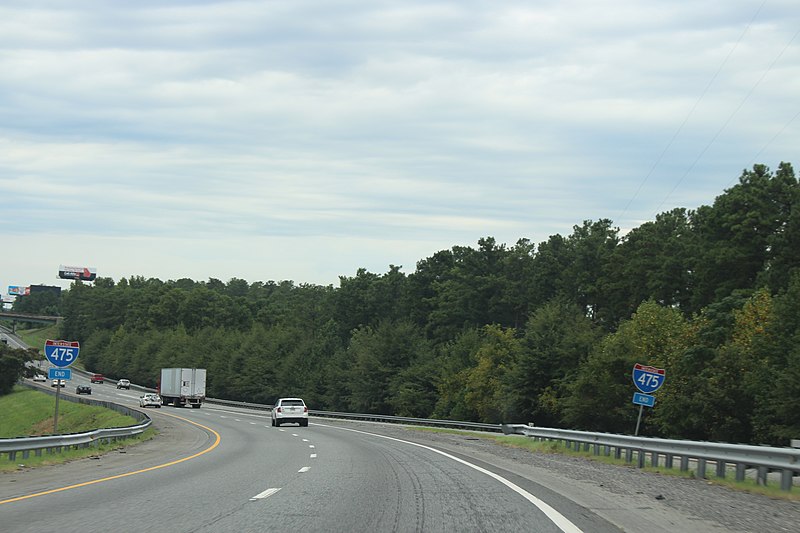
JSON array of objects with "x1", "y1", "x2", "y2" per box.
[{"x1": 0, "y1": 311, "x2": 62, "y2": 325}]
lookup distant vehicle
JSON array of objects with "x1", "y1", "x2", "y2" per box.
[
  {"x1": 90, "y1": 373, "x2": 104, "y2": 384},
  {"x1": 117, "y1": 379, "x2": 131, "y2": 389},
  {"x1": 138, "y1": 393, "x2": 162, "y2": 408},
  {"x1": 271, "y1": 398, "x2": 309, "y2": 427},
  {"x1": 32, "y1": 374, "x2": 47, "y2": 382},
  {"x1": 76, "y1": 385, "x2": 92, "y2": 395},
  {"x1": 159, "y1": 368, "x2": 206, "y2": 408},
  {"x1": 51, "y1": 379, "x2": 66, "y2": 387}
]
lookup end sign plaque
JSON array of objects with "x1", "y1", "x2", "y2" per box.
[{"x1": 44, "y1": 339, "x2": 80, "y2": 368}]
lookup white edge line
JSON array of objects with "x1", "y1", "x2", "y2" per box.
[
  {"x1": 314, "y1": 423, "x2": 583, "y2": 533},
  {"x1": 250, "y1": 487, "x2": 281, "y2": 501}
]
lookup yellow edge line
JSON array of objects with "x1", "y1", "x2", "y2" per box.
[{"x1": 0, "y1": 412, "x2": 221, "y2": 505}]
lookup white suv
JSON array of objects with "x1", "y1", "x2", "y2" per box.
[
  {"x1": 117, "y1": 379, "x2": 131, "y2": 389},
  {"x1": 271, "y1": 398, "x2": 309, "y2": 427}
]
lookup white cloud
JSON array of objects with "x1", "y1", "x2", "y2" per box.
[{"x1": 1, "y1": 0, "x2": 798, "y2": 291}]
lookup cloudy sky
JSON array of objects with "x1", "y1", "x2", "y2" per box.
[{"x1": 1, "y1": 0, "x2": 798, "y2": 295}]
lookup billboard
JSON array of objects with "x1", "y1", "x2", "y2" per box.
[
  {"x1": 30, "y1": 284, "x2": 62, "y2": 296},
  {"x1": 58, "y1": 265, "x2": 97, "y2": 282},
  {"x1": 8, "y1": 285, "x2": 30, "y2": 296}
]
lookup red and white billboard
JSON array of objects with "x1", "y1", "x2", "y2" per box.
[
  {"x1": 58, "y1": 265, "x2": 97, "y2": 282},
  {"x1": 8, "y1": 285, "x2": 30, "y2": 296}
]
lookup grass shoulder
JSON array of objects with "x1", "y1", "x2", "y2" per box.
[
  {"x1": 13, "y1": 324, "x2": 60, "y2": 353},
  {"x1": 0, "y1": 387, "x2": 137, "y2": 438},
  {"x1": 0, "y1": 386, "x2": 155, "y2": 472},
  {"x1": 0, "y1": 428, "x2": 156, "y2": 473}
]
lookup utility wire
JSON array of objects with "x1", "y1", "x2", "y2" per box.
[
  {"x1": 657, "y1": 24, "x2": 800, "y2": 211},
  {"x1": 732, "y1": 109, "x2": 800, "y2": 188},
  {"x1": 617, "y1": 0, "x2": 766, "y2": 223}
]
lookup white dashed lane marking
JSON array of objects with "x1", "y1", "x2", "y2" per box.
[
  {"x1": 298, "y1": 467, "x2": 310, "y2": 473},
  {"x1": 250, "y1": 488, "x2": 281, "y2": 501}
]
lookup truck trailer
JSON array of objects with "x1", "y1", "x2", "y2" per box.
[{"x1": 159, "y1": 368, "x2": 206, "y2": 408}]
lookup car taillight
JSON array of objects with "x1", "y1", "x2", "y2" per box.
[
  {"x1": 304, "y1": 406, "x2": 308, "y2": 413},
  {"x1": 276, "y1": 407, "x2": 282, "y2": 413}
]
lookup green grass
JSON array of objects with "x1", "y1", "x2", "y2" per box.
[
  {"x1": 0, "y1": 387, "x2": 138, "y2": 438},
  {"x1": 0, "y1": 428, "x2": 156, "y2": 472},
  {"x1": 13, "y1": 324, "x2": 60, "y2": 353},
  {"x1": 409, "y1": 427, "x2": 800, "y2": 501},
  {"x1": 0, "y1": 386, "x2": 154, "y2": 472}
]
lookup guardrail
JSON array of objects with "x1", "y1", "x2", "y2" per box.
[
  {"x1": 0, "y1": 385, "x2": 152, "y2": 462},
  {"x1": 202, "y1": 398, "x2": 502, "y2": 432},
  {"x1": 7, "y1": 375, "x2": 799, "y2": 492},
  {"x1": 311, "y1": 410, "x2": 502, "y2": 432},
  {"x1": 203, "y1": 398, "x2": 800, "y2": 492},
  {"x1": 502, "y1": 423, "x2": 800, "y2": 492}
]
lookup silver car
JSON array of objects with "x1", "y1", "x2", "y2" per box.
[{"x1": 271, "y1": 398, "x2": 309, "y2": 427}]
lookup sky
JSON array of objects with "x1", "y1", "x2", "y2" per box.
[{"x1": 1, "y1": 0, "x2": 798, "y2": 296}]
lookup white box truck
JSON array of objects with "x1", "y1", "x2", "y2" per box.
[{"x1": 159, "y1": 368, "x2": 206, "y2": 408}]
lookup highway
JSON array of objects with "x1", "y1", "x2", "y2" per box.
[
  {"x1": 4, "y1": 329, "x2": 800, "y2": 532},
  {"x1": 0, "y1": 373, "x2": 628, "y2": 533},
  {"x1": 3, "y1": 343, "x2": 793, "y2": 532}
]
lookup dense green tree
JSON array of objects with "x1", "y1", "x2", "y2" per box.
[
  {"x1": 12, "y1": 288, "x2": 62, "y2": 316},
  {"x1": 561, "y1": 219, "x2": 620, "y2": 327},
  {"x1": 431, "y1": 329, "x2": 483, "y2": 421},
  {"x1": 748, "y1": 274, "x2": 800, "y2": 444},
  {"x1": 530, "y1": 234, "x2": 572, "y2": 305},
  {"x1": 563, "y1": 301, "x2": 691, "y2": 434},
  {"x1": 346, "y1": 319, "x2": 428, "y2": 414},
  {"x1": 606, "y1": 209, "x2": 694, "y2": 322},
  {"x1": 462, "y1": 325, "x2": 522, "y2": 423},
  {"x1": 690, "y1": 164, "x2": 799, "y2": 310},
  {"x1": 24, "y1": 160, "x2": 800, "y2": 444},
  {"x1": 508, "y1": 299, "x2": 601, "y2": 426},
  {"x1": 0, "y1": 344, "x2": 31, "y2": 395}
]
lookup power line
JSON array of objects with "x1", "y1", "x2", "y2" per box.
[
  {"x1": 617, "y1": 0, "x2": 766, "y2": 223},
  {"x1": 658, "y1": 24, "x2": 800, "y2": 210}
]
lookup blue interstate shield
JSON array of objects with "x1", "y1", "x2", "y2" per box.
[{"x1": 632, "y1": 363, "x2": 665, "y2": 394}]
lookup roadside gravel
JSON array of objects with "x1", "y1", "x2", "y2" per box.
[{"x1": 326, "y1": 420, "x2": 800, "y2": 533}]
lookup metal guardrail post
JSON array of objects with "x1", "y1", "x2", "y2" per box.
[{"x1": 501, "y1": 423, "x2": 800, "y2": 492}]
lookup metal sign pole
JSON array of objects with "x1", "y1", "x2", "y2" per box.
[
  {"x1": 634, "y1": 404, "x2": 643, "y2": 436},
  {"x1": 54, "y1": 384, "x2": 61, "y2": 434}
]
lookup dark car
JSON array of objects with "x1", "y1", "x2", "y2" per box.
[{"x1": 76, "y1": 385, "x2": 92, "y2": 395}]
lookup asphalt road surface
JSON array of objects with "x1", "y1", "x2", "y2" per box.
[{"x1": 1, "y1": 378, "x2": 615, "y2": 533}]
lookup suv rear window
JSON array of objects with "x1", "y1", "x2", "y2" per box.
[{"x1": 282, "y1": 399, "x2": 305, "y2": 406}]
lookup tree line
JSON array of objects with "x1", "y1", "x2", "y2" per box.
[{"x1": 7, "y1": 162, "x2": 800, "y2": 445}]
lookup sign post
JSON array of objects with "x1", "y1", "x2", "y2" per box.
[
  {"x1": 632, "y1": 363, "x2": 665, "y2": 436},
  {"x1": 44, "y1": 340, "x2": 80, "y2": 434}
]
